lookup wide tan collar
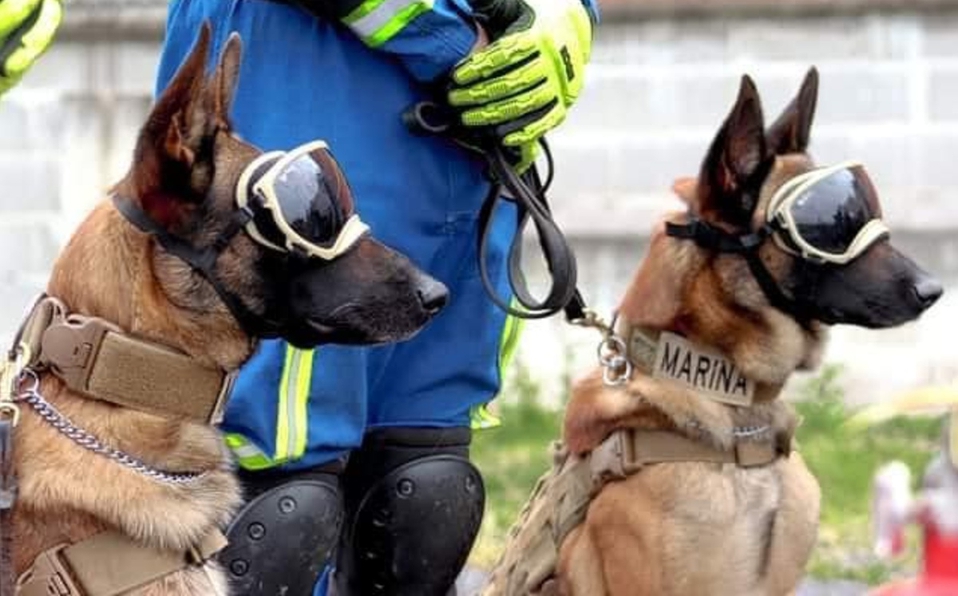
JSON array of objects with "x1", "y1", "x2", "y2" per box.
[
  {"x1": 621, "y1": 324, "x2": 782, "y2": 406},
  {"x1": 3, "y1": 296, "x2": 234, "y2": 425}
]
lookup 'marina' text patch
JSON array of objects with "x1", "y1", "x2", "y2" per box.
[{"x1": 652, "y1": 332, "x2": 754, "y2": 406}]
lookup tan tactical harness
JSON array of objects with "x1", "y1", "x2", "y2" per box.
[
  {"x1": 16, "y1": 529, "x2": 227, "y2": 596},
  {"x1": 1, "y1": 296, "x2": 234, "y2": 596},
  {"x1": 481, "y1": 326, "x2": 791, "y2": 596}
]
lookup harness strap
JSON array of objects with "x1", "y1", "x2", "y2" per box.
[
  {"x1": 590, "y1": 429, "x2": 786, "y2": 488},
  {"x1": 16, "y1": 528, "x2": 227, "y2": 596},
  {"x1": 18, "y1": 297, "x2": 234, "y2": 425}
]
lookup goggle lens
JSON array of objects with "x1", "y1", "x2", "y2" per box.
[
  {"x1": 268, "y1": 151, "x2": 346, "y2": 248},
  {"x1": 788, "y1": 166, "x2": 879, "y2": 255}
]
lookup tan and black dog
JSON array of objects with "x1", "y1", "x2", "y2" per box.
[
  {"x1": 485, "y1": 70, "x2": 942, "y2": 596},
  {"x1": 4, "y1": 25, "x2": 445, "y2": 595}
]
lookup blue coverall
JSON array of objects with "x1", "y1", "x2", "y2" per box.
[{"x1": 156, "y1": 0, "x2": 595, "y2": 591}]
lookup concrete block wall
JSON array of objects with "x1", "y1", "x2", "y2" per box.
[
  {"x1": 521, "y1": 10, "x2": 958, "y2": 404},
  {"x1": 1, "y1": 2, "x2": 956, "y2": 405}
]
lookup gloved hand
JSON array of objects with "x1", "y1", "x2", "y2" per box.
[
  {"x1": 0, "y1": 0, "x2": 62, "y2": 96},
  {"x1": 446, "y1": 0, "x2": 592, "y2": 168}
]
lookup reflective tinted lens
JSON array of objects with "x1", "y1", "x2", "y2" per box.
[
  {"x1": 271, "y1": 150, "x2": 347, "y2": 247},
  {"x1": 788, "y1": 166, "x2": 880, "y2": 255}
]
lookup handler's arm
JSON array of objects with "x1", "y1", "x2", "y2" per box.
[
  {"x1": 0, "y1": 0, "x2": 62, "y2": 96},
  {"x1": 293, "y1": 0, "x2": 482, "y2": 82}
]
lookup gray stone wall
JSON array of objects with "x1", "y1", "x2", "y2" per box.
[{"x1": 2, "y1": 3, "x2": 956, "y2": 403}]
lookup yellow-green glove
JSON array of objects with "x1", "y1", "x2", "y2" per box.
[
  {"x1": 447, "y1": 0, "x2": 592, "y2": 153},
  {"x1": 0, "y1": 0, "x2": 62, "y2": 96}
]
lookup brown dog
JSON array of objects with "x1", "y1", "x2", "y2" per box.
[
  {"x1": 484, "y1": 70, "x2": 942, "y2": 596},
  {"x1": 5, "y1": 26, "x2": 445, "y2": 595}
]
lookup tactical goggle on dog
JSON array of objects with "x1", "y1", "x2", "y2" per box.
[
  {"x1": 235, "y1": 140, "x2": 369, "y2": 260},
  {"x1": 766, "y1": 160, "x2": 890, "y2": 265}
]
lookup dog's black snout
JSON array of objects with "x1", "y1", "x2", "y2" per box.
[
  {"x1": 911, "y1": 276, "x2": 944, "y2": 309},
  {"x1": 417, "y1": 276, "x2": 449, "y2": 315}
]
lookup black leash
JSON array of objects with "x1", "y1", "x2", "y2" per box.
[{"x1": 404, "y1": 102, "x2": 587, "y2": 322}]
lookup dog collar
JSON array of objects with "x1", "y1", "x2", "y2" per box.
[
  {"x1": 6, "y1": 295, "x2": 234, "y2": 425},
  {"x1": 622, "y1": 325, "x2": 781, "y2": 406}
]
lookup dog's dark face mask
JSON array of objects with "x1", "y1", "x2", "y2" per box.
[
  {"x1": 675, "y1": 68, "x2": 942, "y2": 329},
  {"x1": 117, "y1": 25, "x2": 447, "y2": 348}
]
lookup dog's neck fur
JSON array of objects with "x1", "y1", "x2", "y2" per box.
[
  {"x1": 620, "y1": 215, "x2": 826, "y2": 386},
  {"x1": 48, "y1": 200, "x2": 253, "y2": 371},
  {"x1": 12, "y1": 200, "x2": 244, "y2": 574},
  {"x1": 563, "y1": 213, "x2": 823, "y2": 455}
]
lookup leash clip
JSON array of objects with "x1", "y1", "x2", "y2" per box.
[{"x1": 598, "y1": 335, "x2": 632, "y2": 387}]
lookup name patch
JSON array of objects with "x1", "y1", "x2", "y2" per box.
[{"x1": 652, "y1": 332, "x2": 754, "y2": 406}]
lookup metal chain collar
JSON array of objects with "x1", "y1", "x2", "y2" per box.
[
  {"x1": 570, "y1": 309, "x2": 633, "y2": 387},
  {"x1": 14, "y1": 369, "x2": 207, "y2": 486}
]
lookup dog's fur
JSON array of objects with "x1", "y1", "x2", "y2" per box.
[
  {"x1": 550, "y1": 71, "x2": 942, "y2": 596},
  {"x1": 10, "y1": 27, "x2": 443, "y2": 594}
]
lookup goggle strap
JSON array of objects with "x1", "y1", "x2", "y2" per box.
[
  {"x1": 112, "y1": 195, "x2": 272, "y2": 338},
  {"x1": 664, "y1": 219, "x2": 772, "y2": 254},
  {"x1": 666, "y1": 216, "x2": 813, "y2": 323}
]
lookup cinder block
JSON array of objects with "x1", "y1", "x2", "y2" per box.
[
  {"x1": 928, "y1": 68, "x2": 958, "y2": 121},
  {"x1": 727, "y1": 15, "x2": 898, "y2": 62},
  {"x1": 0, "y1": 223, "x2": 59, "y2": 277},
  {"x1": 114, "y1": 41, "x2": 163, "y2": 96},
  {"x1": 0, "y1": 278, "x2": 47, "y2": 339},
  {"x1": 922, "y1": 14, "x2": 958, "y2": 57},
  {"x1": 18, "y1": 43, "x2": 89, "y2": 92},
  {"x1": 0, "y1": 158, "x2": 62, "y2": 212},
  {"x1": 593, "y1": 20, "x2": 730, "y2": 65},
  {"x1": 814, "y1": 68, "x2": 911, "y2": 124},
  {"x1": 918, "y1": 133, "x2": 958, "y2": 188}
]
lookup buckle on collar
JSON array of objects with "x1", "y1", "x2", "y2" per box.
[
  {"x1": 39, "y1": 316, "x2": 118, "y2": 395},
  {"x1": 17, "y1": 544, "x2": 81, "y2": 596}
]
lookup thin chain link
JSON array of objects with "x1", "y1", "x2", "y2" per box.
[{"x1": 16, "y1": 370, "x2": 207, "y2": 486}]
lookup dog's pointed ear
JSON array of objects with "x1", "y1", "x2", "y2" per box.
[
  {"x1": 697, "y1": 75, "x2": 770, "y2": 228},
  {"x1": 766, "y1": 67, "x2": 819, "y2": 156},
  {"x1": 211, "y1": 32, "x2": 242, "y2": 127},
  {"x1": 124, "y1": 22, "x2": 217, "y2": 228}
]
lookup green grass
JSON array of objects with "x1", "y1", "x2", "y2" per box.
[{"x1": 470, "y1": 363, "x2": 946, "y2": 584}]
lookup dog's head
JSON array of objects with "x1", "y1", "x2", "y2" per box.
[
  {"x1": 625, "y1": 69, "x2": 941, "y2": 335},
  {"x1": 112, "y1": 25, "x2": 446, "y2": 349}
]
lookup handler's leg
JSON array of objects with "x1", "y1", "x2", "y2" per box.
[
  {"x1": 332, "y1": 427, "x2": 484, "y2": 596},
  {"x1": 331, "y1": 202, "x2": 520, "y2": 596}
]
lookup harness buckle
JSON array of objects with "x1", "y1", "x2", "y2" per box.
[
  {"x1": 17, "y1": 544, "x2": 83, "y2": 596},
  {"x1": 40, "y1": 317, "x2": 117, "y2": 394},
  {"x1": 589, "y1": 430, "x2": 634, "y2": 489}
]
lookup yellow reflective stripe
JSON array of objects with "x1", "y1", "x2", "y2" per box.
[
  {"x1": 345, "y1": 0, "x2": 435, "y2": 48},
  {"x1": 472, "y1": 307, "x2": 525, "y2": 431},
  {"x1": 274, "y1": 346, "x2": 314, "y2": 463},
  {"x1": 225, "y1": 433, "x2": 274, "y2": 471},
  {"x1": 470, "y1": 404, "x2": 501, "y2": 430},
  {"x1": 498, "y1": 310, "x2": 524, "y2": 376},
  {"x1": 293, "y1": 349, "x2": 315, "y2": 460}
]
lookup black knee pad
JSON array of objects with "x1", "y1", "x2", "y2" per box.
[
  {"x1": 334, "y1": 427, "x2": 485, "y2": 596},
  {"x1": 219, "y1": 466, "x2": 344, "y2": 596}
]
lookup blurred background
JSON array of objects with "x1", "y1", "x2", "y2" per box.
[{"x1": 3, "y1": 0, "x2": 958, "y2": 591}]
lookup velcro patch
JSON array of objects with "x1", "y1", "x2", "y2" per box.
[{"x1": 652, "y1": 332, "x2": 754, "y2": 406}]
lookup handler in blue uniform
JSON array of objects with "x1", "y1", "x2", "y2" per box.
[{"x1": 156, "y1": 0, "x2": 596, "y2": 594}]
